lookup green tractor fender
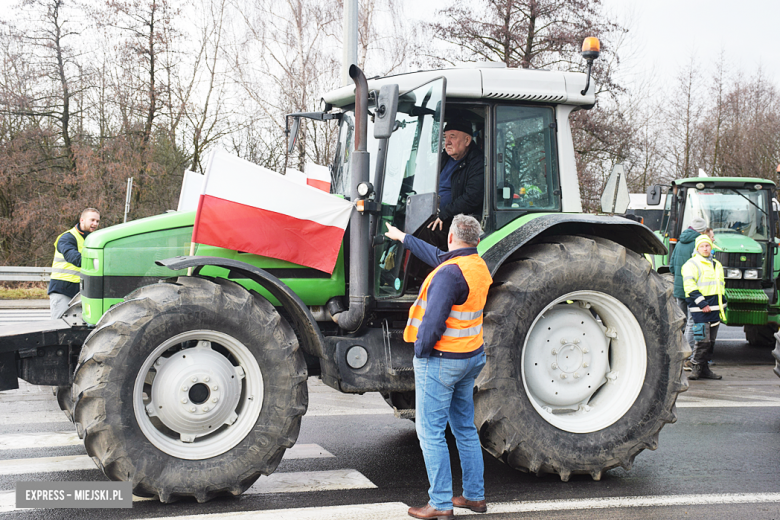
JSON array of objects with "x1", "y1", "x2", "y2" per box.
[
  {"x1": 157, "y1": 256, "x2": 326, "y2": 359},
  {"x1": 479, "y1": 213, "x2": 668, "y2": 275}
]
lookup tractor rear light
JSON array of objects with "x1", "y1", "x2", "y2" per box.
[
  {"x1": 356, "y1": 200, "x2": 365, "y2": 212},
  {"x1": 744, "y1": 269, "x2": 759, "y2": 279},
  {"x1": 725, "y1": 268, "x2": 742, "y2": 279}
]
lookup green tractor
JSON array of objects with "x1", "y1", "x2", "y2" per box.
[
  {"x1": 646, "y1": 177, "x2": 780, "y2": 346},
  {"x1": 0, "y1": 48, "x2": 686, "y2": 502}
]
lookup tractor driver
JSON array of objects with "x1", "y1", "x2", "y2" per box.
[{"x1": 407, "y1": 119, "x2": 484, "y2": 287}]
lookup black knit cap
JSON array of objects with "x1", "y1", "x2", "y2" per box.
[{"x1": 444, "y1": 120, "x2": 471, "y2": 136}]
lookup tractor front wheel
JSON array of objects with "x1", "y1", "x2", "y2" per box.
[{"x1": 72, "y1": 276, "x2": 307, "y2": 502}]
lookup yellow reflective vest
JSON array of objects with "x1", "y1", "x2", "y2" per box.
[
  {"x1": 50, "y1": 226, "x2": 85, "y2": 284},
  {"x1": 682, "y1": 253, "x2": 726, "y2": 322},
  {"x1": 404, "y1": 254, "x2": 492, "y2": 355}
]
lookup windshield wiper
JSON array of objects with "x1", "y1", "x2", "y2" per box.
[{"x1": 728, "y1": 188, "x2": 768, "y2": 217}]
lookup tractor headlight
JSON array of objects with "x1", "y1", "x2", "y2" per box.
[
  {"x1": 93, "y1": 258, "x2": 99, "y2": 271},
  {"x1": 743, "y1": 269, "x2": 759, "y2": 280},
  {"x1": 356, "y1": 182, "x2": 374, "y2": 197},
  {"x1": 725, "y1": 268, "x2": 742, "y2": 279}
]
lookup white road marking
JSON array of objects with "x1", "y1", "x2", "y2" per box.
[
  {"x1": 467, "y1": 493, "x2": 780, "y2": 514},
  {"x1": 0, "y1": 429, "x2": 334, "y2": 458},
  {"x1": 143, "y1": 502, "x2": 411, "y2": 520},
  {"x1": 245, "y1": 468, "x2": 376, "y2": 494},
  {"x1": 0, "y1": 432, "x2": 81, "y2": 450},
  {"x1": 677, "y1": 399, "x2": 780, "y2": 407},
  {"x1": 0, "y1": 455, "x2": 96, "y2": 475},
  {"x1": 0, "y1": 469, "x2": 377, "y2": 512},
  {"x1": 0, "y1": 443, "x2": 334, "y2": 475}
]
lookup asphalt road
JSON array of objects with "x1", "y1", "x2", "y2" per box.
[{"x1": 0, "y1": 317, "x2": 779, "y2": 519}]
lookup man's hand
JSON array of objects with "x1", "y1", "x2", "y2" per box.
[
  {"x1": 385, "y1": 222, "x2": 406, "y2": 243},
  {"x1": 427, "y1": 218, "x2": 444, "y2": 231},
  {"x1": 702, "y1": 305, "x2": 711, "y2": 313}
]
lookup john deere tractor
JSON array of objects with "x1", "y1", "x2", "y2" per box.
[
  {"x1": 646, "y1": 177, "x2": 780, "y2": 346},
  {"x1": 0, "y1": 41, "x2": 686, "y2": 502}
]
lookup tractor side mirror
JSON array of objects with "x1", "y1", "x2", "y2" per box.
[
  {"x1": 373, "y1": 84, "x2": 399, "y2": 139},
  {"x1": 287, "y1": 116, "x2": 301, "y2": 154},
  {"x1": 647, "y1": 185, "x2": 662, "y2": 206}
]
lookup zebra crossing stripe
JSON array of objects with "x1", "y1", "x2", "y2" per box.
[
  {"x1": 0, "y1": 428, "x2": 334, "y2": 458},
  {"x1": 0, "y1": 455, "x2": 95, "y2": 475},
  {"x1": 0, "y1": 444, "x2": 334, "y2": 475},
  {"x1": 143, "y1": 502, "x2": 410, "y2": 520},
  {"x1": 0, "y1": 468, "x2": 377, "y2": 512},
  {"x1": 0, "y1": 432, "x2": 81, "y2": 450}
]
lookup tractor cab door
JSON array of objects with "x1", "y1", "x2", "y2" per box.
[{"x1": 375, "y1": 78, "x2": 446, "y2": 298}]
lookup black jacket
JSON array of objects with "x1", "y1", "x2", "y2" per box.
[{"x1": 438, "y1": 144, "x2": 484, "y2": 221}]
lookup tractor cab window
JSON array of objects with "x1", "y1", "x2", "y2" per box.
[
  {"x1": 494, "y1": 105, "x2": 559, "y2": 213},
  {"x1": 376, "y1": 78, "x2": 445, "y2": 297},
  {"x1": 682, "y1": 187, "x2": 771, "y2": 242}
]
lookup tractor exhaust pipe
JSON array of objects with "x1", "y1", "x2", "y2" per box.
[{"x1": 332, "y1": 65, "x2": 370, "y2": 332}]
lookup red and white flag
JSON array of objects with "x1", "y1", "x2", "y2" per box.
[
  {"x1": 305, "y1": 162, "x2": 331, "y2": 192},
  {"x1": 192, "y1": 150, "x2": 352, "y2": 274}
]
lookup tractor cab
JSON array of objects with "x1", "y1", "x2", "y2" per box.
[{"x1": 319, "y1": 69, "x2": 575, "y2": 299}]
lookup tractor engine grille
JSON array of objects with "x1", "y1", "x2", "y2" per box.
[{"x1": 714, "y1": 251, "x2": 762, "y2": 290}]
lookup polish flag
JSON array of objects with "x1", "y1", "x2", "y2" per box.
[
  {"x1": 192, "y1": 150, "x2": 353, "y2": 274},
  {"x1": 305, "y1": 162, "x2": 331, "y2": 192}
]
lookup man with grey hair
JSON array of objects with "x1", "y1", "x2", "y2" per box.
[{"x1": 385, "y1": 214, "x2": 492, "y2": 519}]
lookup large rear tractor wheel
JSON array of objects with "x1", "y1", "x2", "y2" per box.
[
  {"x1": 476, "y1": 235, "x2": 688, "y2": 481},
  {"x1": 72, "y1": 276, "x2": 307, "y2": 502}
]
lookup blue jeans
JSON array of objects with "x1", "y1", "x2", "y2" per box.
[{"x1": 413, "y1": 351, "x2": 486, "y2": 511}]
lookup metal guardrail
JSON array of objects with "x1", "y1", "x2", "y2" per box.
[{"x1": 0, "y1": 267, "x2": 52, "y2": 282}]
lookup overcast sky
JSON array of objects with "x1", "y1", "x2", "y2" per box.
[
  {"x1": 1, "y1": 0, "x2": 777, "y2": 91},
  {"x1": 601, "y1": 0, "x2": 780, "y2": 89}
]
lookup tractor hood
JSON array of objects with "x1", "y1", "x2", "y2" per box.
[{"x1": 714, "y1": 232, "x2": 763, "y2": 254}]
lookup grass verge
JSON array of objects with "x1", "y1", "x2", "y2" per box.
[{"x1": 0, "y1": 282, "x2": 48, "y2": 300}]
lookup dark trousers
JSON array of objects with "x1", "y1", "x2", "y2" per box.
[{"x1": 693, "y1": 322, "x2": 719, "y2": 365}]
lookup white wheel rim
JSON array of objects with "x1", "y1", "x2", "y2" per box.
[
  {"x1": 133, "y1": 330, "x2": 263, "y2": 460},
  {"x1": 521, "y1": 291, "x2": 647, "y2": 433}
]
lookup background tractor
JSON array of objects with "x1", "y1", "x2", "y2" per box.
[{"x1": 646, "y1": 177, "x2": 780, "y2": 347}]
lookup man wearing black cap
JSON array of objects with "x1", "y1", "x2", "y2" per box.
[{"x1": 408, "y1": 119, "x2": 484, "y2": 285}]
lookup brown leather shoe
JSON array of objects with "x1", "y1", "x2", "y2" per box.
[
  {"x1": 408, "y1": 503, "x2": 455, "y2": 520},
  {"x1": 452, "y1": 495, "x2": 487, "y2": 513}
]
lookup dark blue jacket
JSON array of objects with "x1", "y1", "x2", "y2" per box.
[
  {"x1": 47, "y1": 223, "x2": 89, "y2": 298},
  {"x1": 403, "y1": 235, "x2": 484, "y2": 359}
]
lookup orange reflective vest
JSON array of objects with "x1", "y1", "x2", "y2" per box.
[{"x1": 403, "y1": 254, "x2": 492, "y2": 354}]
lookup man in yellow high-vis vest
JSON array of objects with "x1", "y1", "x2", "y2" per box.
[
  {"x1": 385, "y1": 214, "x2": 492, "y2": 520},
  {"x1": 682, "y1": 234, "x2": 726, "y2": 380},
  {"x1": 48, "y1": 208, "x2": 101, "y2": 319}
]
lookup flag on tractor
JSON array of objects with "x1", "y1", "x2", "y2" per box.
[{"x1": 192, "y1": 150, "x2": 352, "y2": 274}]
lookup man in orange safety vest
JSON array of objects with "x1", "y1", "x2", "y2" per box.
[{"x1": 384, "y1": 214, "x2": 492, "y2": 520}]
